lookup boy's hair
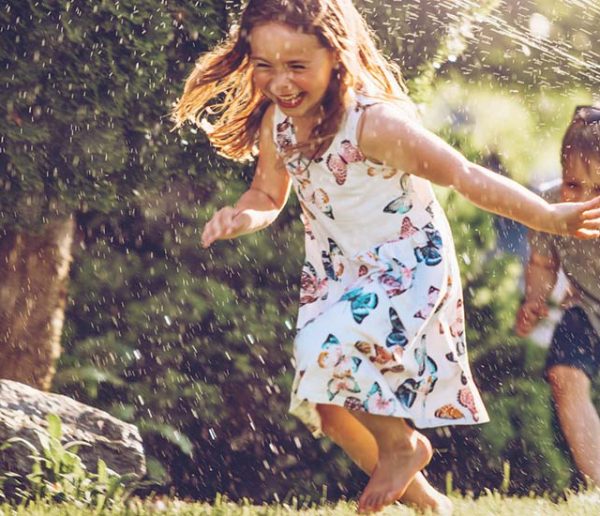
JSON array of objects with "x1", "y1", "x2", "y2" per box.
[
  {"x1": 172, "y1": 0, "x2": 412, "y2": 161},
  {"x1": 561, "y1": 105, "x2": 600, "y2": 172}
]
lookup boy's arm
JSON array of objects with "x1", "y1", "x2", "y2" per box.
[
  {"x1": 515, "y1": 250, "x2": 560, "y2": 336},
  {"x1": 201, "y1": 104, "x2": 291, "y2": 247}
]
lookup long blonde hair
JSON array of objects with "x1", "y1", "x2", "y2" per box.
[{"x1": 172, "y1": 0, "x2": 412, "y2": 161}]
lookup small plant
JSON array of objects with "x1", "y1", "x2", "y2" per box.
[{"x1": 0, "y1": 413, "x2": 137, "y2": 511}]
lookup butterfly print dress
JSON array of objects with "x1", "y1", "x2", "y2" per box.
[{"x1": 274, "y1": 92, "x2": 489, "y2": 435}]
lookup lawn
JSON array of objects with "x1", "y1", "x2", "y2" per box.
[{"x1": 1, "y1": 491, "x2": 600, "y2": 515}]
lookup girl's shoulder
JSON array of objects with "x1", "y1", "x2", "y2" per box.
[{"x1": 348, "y1": 92, "x2": 418, "y2": 148}]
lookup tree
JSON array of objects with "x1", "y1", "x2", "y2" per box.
[{"x1": 0, "y1": 0, "x2": 228, "y2": 388}]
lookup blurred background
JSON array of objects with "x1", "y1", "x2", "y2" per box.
[{"x1": 1, "y1": 0, "x2": 599, "y2": 502}]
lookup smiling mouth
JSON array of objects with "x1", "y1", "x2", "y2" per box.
[{"x1": 277, "y1": 93, "x2": 304, "y2": 109}]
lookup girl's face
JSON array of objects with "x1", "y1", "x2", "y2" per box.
[
  {"x1": 561, "y1": 155, "x2": 600, "y2": 202},
  {"x1": 249, "y1": 22, "x2": 337, "y2": 121}
]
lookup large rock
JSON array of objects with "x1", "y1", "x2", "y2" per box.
[{"x1": 0, "y1": 380, "x2": 145, "y2": 478}]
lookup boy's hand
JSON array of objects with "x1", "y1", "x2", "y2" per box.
[
  {"x1": 201, "y1": 206, "x2": 251, "y2": 248},
  {"x1": 550, "y1": 195, "x2": 600, "y2": 239},
  {"x1": 515, "y1": 299, "x2": 549, "y2": 336}
]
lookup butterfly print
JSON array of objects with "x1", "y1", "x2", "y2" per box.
[
  {"x1": 292, "y1": 369, "x2": 306, "y2": 396},
  {"x1": 354, "y1": 341, "x2": 372, "y2": 354},
  {"x1": 434, "y1": 404, "x2": 464, "y2": 420},
  {"x1": 386, "y1": 307, "x2": 408, "y2": 348},
  {"x1": 379, "y1": 260, "x2": 415, "y2": 297},
  {"x1": 383, "y1": 192, "x2": 413, "y2": 214},
  {"x1": 381, "y1": 364, "x2": 406, "y2": 375},
  {"x1": 344, "y1": 396, "x2": 366, "y2": 412},
  {"x1": 367, "y1": 167, "x2": 398, "y2": 179},
  {"x1": 415, "y1": 344, "x2": 438, "y2": 394},
  {"x1": 395, "y1": 378, "x2": 420, "y2": 409},
  {"x1": 277, "y1": 118, "x2": 292, "y2": 132},
  {"x1": 275, "y1": 118, "x2": 293, "y2": 152},
  {"x1": 458, "y1": 387, "x2": 479, "y2": 421},
  {"x1": 449, "y1": 299, "x2": 464, "y2": 337},
  {"x1": 327, "y1": 355, "x2": 363, "y2": 401},
  {"x1": 384, "y1": 174, "x2": 414, "y2": 214},
  {"x1": 327, "y1": 375, "x2": 361, "y2": 401},
  {"x1": 322, "y1": 238, "x2": 344, "y2": 280},
  {"x1": 379, "y1": 273, "x2": 409, "y2": 297},
  {"x1": 445, "y1": 352, "x2": 458, "y2": 363},
  {"x1": 318, "y1": 334, "x2": 342, "y2": 368},
  {"x1": 434, "y1": 277, "x2": 453, "y2": 315},
  {"x1": 455, "y1": 338, "x2": 466, "y2": 356},
  {"x1": 341, "y1": 287, "x2": 378, "y2": 324},
  {"x1": 311, "y1": 188, "x2": 334, "y2": 219},
  {"x1": 364, "y1": 382, "x2": 396, "y2": 415},
  {"x1": 414, "y1": 224, "x2": 443, "y2": 266},
  {"x1": 399, "y1": 217, "x2": 419, "y2": 239},
  {"x1": 414, "y1": 286, "x2": 441, "y2": 319},
  {"x1": 326, "y1": 140, "x2": 364, "y2": 185},
  {"x1": 300, "y1": 261, "x2": 328, "y2": 306}
]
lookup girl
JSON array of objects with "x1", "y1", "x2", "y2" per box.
[{"x1": 173, "y1": 1, "x2": 600, "y2": 513}]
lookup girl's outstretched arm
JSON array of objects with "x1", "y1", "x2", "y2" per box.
[
  {"x1": 359, "y1": 104, "x2": 600, "y2": 239},
  {"x1": 201, "y1": 104, "x2": 291, "y2": 248}
]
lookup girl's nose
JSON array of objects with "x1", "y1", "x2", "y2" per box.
[{"x1": 271, "y1": 72, "x2": 293, "y2": 95}]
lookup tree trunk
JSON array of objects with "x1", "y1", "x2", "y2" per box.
[{"x1": 0, "y1": 217, "x2": 75, "y2": 390}]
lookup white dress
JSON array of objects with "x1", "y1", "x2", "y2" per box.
[{"x1": 273, "y1": 92, "x2": 489, "y2": 436}]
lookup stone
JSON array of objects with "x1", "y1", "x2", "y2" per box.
[{"x1": 0, "y1": 379, "x2": 146, "y2": 478}]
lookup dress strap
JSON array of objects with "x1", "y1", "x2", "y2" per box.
[{"x1": 342, "y1": 93, "x2": 381, "y2": 146}]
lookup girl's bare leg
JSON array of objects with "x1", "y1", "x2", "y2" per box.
[
  {"x1": 347, "y1": 410, "x2": 432, "y2": 513},
  {"x1": 318, "y1": 404, "x2": 452, "y2": 514},
  {"x1": 547, "y1": 365, "x2": 600, "y2": 486}
]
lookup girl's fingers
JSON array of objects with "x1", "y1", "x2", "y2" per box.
[
  {"x1": 201, "y1": 207, "x2": 242, "y2": 248},
  {"x1": 580, "y1": 216, "x2": 600, "y2": 229},
  {"x1": 582, "y1": 207, "x2": 600, "y2": 220},
  {"x1": 574, "y1": 228, "x2": 600, "y2": 239}
]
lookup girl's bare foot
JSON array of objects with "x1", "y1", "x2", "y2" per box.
[
  {"x1": 401, "y1": 472, "x2": 453, "y2": 515},
  {"x1": 357, "y1": 432, "x2": 433, "y2": 513}
]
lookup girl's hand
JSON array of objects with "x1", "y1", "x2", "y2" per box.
[
  {"x1": 201, "y1": 206, "x2": 251, "y2": 248},
  {"x1": 550, "y1": 195, "x2": 600, "y2": 239},
  {"x1": 515, "y1": 299, "x2": 549, "y2": 337}
]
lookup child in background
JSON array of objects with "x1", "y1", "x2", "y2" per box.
[
  {"x1": 174, "y1": 1, "x2": 600, "y2": 512},
  {"x1": 516, "y1": 105, "x2": 600, "y2": 488}
]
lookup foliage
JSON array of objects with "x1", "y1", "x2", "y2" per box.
[
  {"x1": 0, "y1": 0, "x2": 228, "y2": 230},
  {"x1": 0, "y1": 414, "x2": 137, "y2": 510}
]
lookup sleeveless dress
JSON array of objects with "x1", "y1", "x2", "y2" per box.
[{"x1": 273, "y1": 92, "x2": 490, "y2": 436}]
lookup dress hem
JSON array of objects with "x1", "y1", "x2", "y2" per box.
[{"x1": 290, "y1": 392, "x2": 490, "y2": 438}]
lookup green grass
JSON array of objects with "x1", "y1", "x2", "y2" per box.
[{"x1": 1, "y1": 491, "x2": 600, "y2": 516}]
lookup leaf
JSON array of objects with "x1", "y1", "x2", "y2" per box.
[
  {"x1": 3, "y1": 436, "x2": 40, "y2": 456},
  {"x1": 137, "y1": 420, "x2": 194, "y2": 458},
  {"x1": 47, "y1": 413, "x2": 62, "y2": 441}
]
